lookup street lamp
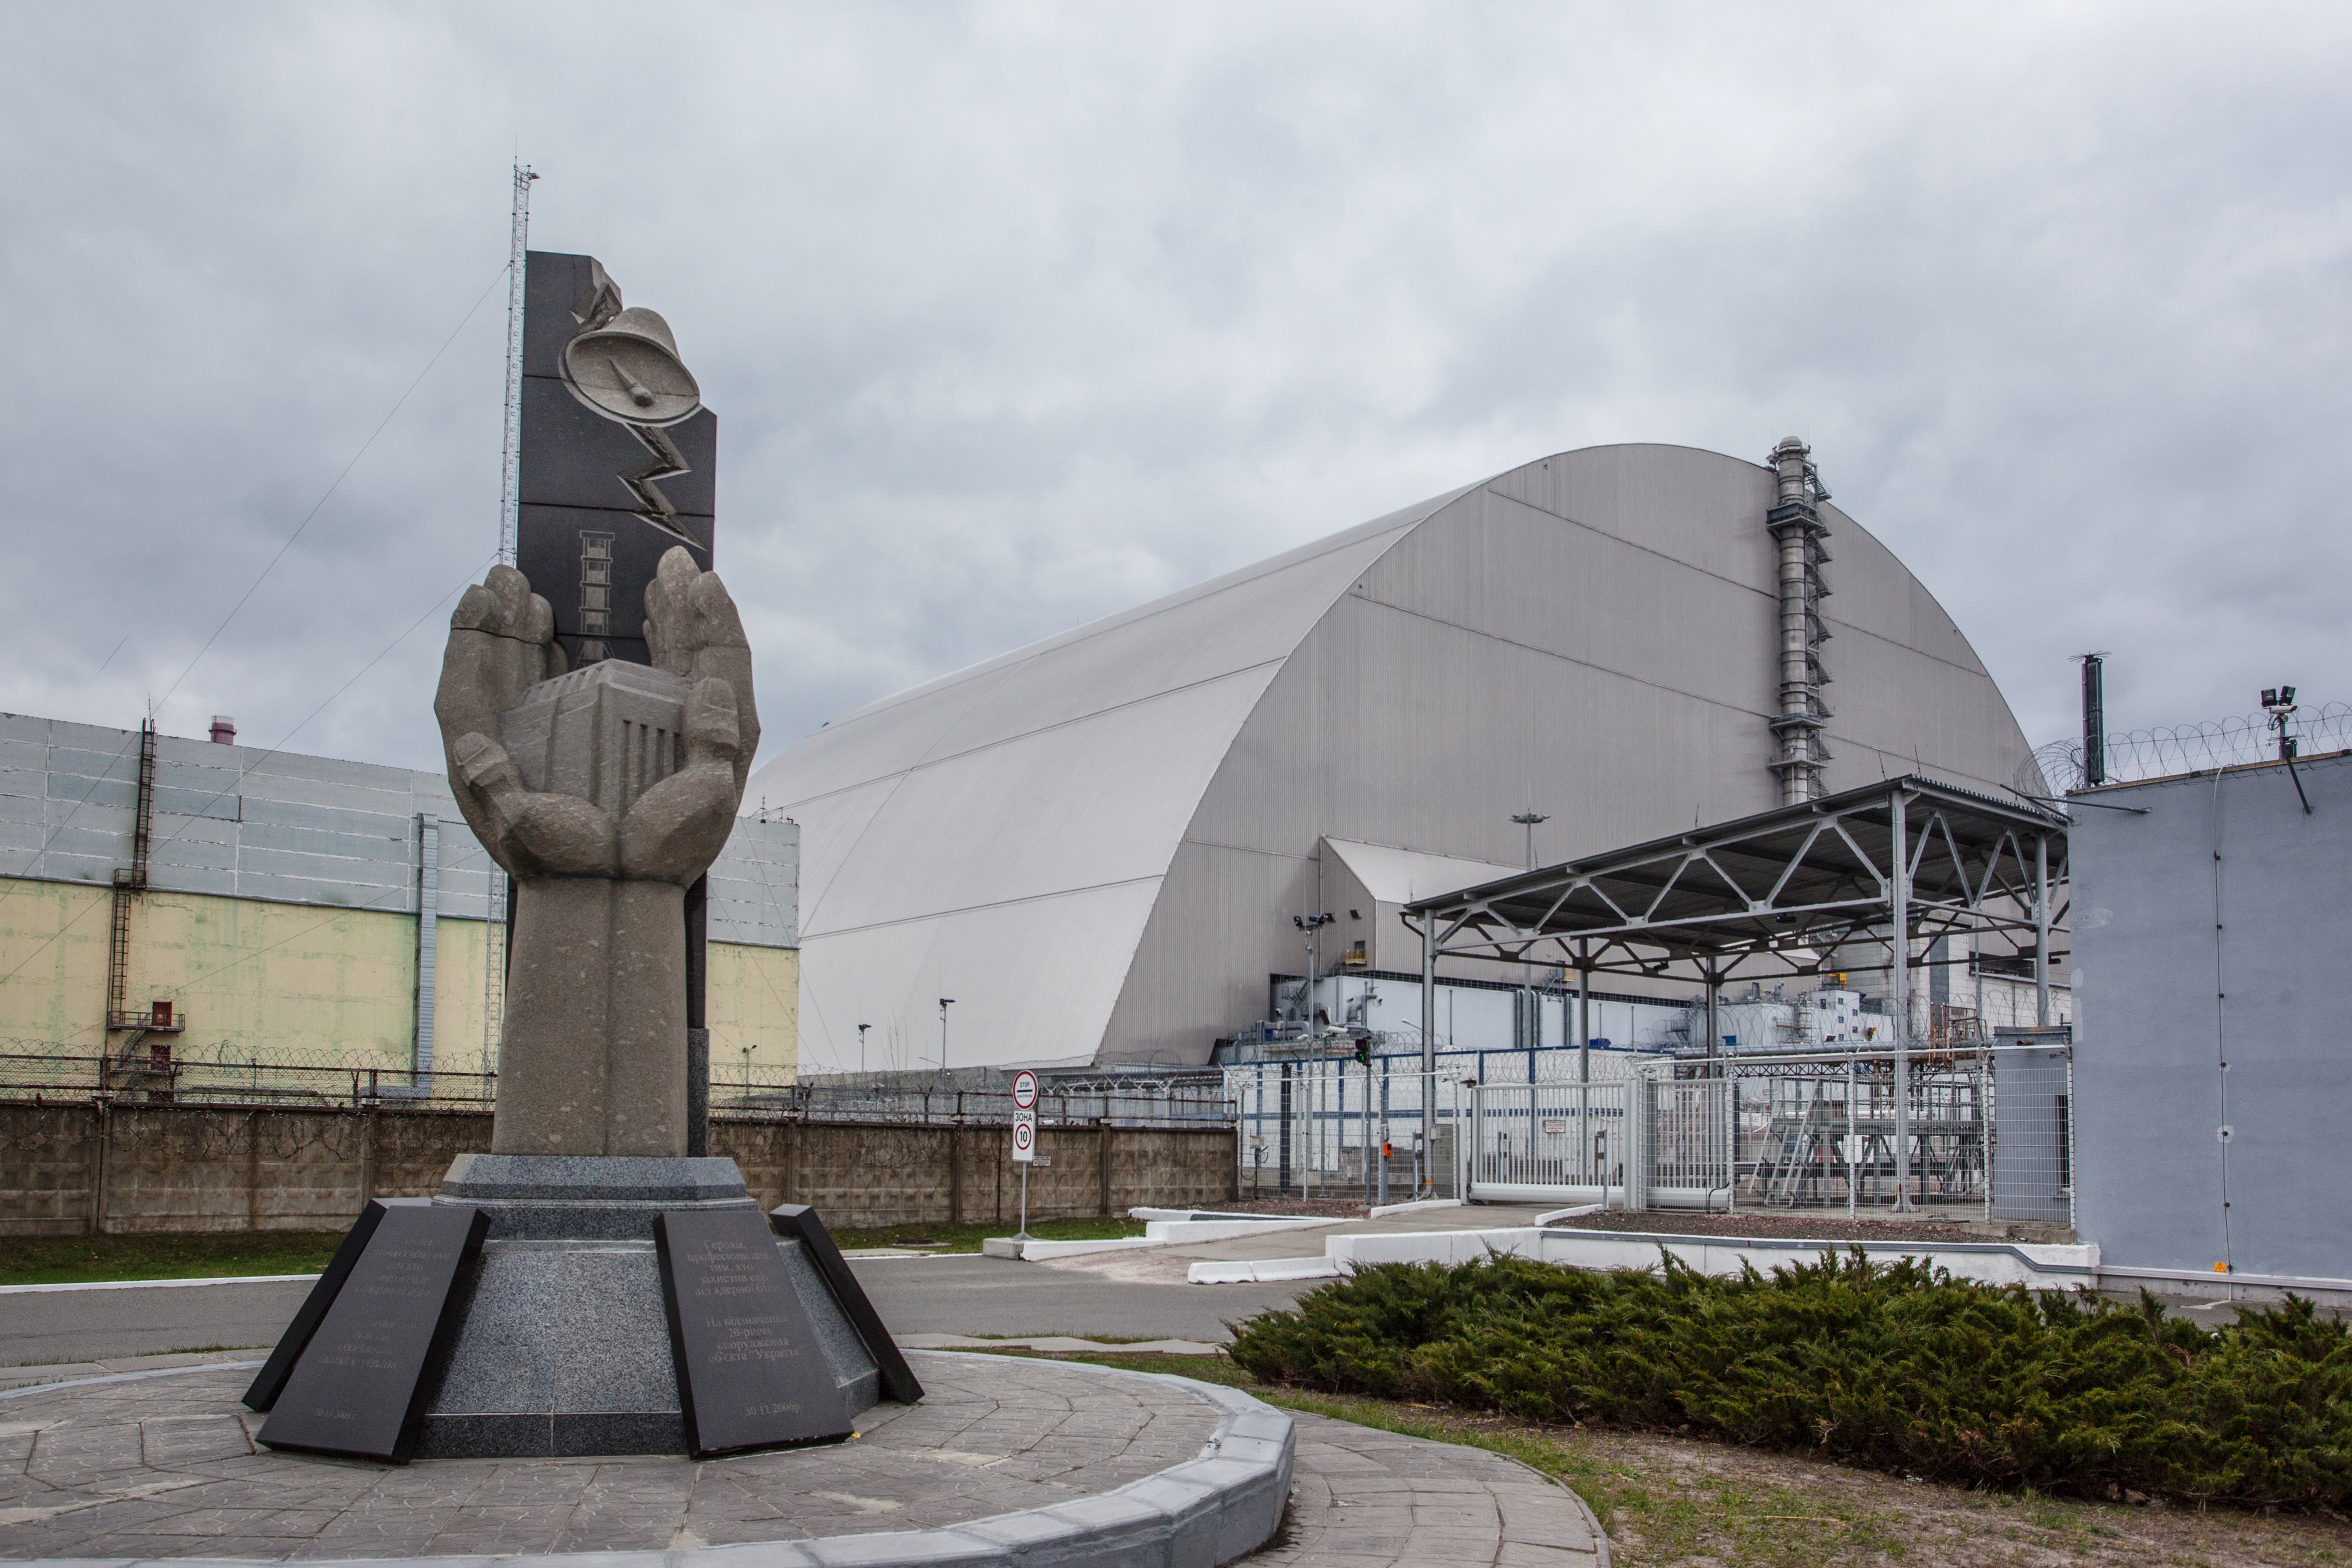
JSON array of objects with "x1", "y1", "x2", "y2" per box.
[
  {"x1": 1292, "y1": 914, "x2": 1334, "y2": 1029},
  {"x1": 1510, "y1": 811, "x2": 1550, "y2": 871},
  {"x1": 1508, "y1": 813, "x2": 1551, "y2": 1062},
  {"x1": 857, "y1": 1022, "x2": 871, "y2": 1080},
  {"x1": 938, "y1": 998, "x2": 955, "y2": 1078}
]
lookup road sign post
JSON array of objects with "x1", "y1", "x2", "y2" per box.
[{"x1": 1011, "y1": 1070, "x2": 1039, "y2": 1241}]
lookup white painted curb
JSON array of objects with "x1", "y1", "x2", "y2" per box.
[
  {"x1": 983, "y1": 1216, "x2": 1343, "y2": 1261},
  {"x1": 1185, "y1": 1221, "x2": 2105, "y2": 1290}
]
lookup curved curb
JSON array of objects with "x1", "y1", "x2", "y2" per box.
[{"x1": 0, "y1": 1349, "x2": 1295, "y2": 1568}]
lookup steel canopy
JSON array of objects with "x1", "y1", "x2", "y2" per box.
[{"x1": 1405, "y1": 776, "x2": 2067, "y2": 982}]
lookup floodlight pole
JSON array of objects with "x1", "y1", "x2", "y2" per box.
[{"x1": 1509, "y1": 813, "x2": 1549, "y2": 1073}]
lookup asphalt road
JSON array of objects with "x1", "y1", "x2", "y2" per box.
[
  {"x1": 0, "y1": 1256, "x2": 1306, "y2": 1368},
  {"x1": 0, "y1": 1277, "x2": 319, "y2": 1368},
  {"x1": 855, "y1": 1254, "x2": 1309, "y2": 1341}
]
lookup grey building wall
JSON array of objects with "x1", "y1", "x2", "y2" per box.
[
  {"x1": 2070, "y1": 749, "x2": 2352, "y2": 1282},
  {"x1": 0, "y1": 713, "x2": 796, "y2": 948}
]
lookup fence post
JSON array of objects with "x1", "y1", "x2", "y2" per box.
[
  {"x1": 1625, "y1": 1072, "x2": 1652, "y2": 1212},
  {"x1": 946, "y1": 1123, "x2": 962, "y2": 1225},
  {"x1": 1847, "y1": 1054, "x2": 1858, "y2": 1221},
  {"x1": 87, "y1": 1101, "x2": 108, "y2": 1236},
  {"x1": 1982, "y1": 1047, "x2": 1994, "y2": 1224},
  {"x1": 359, "y1": 1106, "x2": 376, "y2": 1212},
  {"x1": 2064, "y1": 1045, "x2": 2077, "y2": 1234},
  {"x1": 1099, "y1": 1122, "x2": 1113, "y2": 1217}
]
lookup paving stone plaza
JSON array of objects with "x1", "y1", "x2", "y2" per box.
[{"x1": 0, "y1": 1351, "x2": 1606, "y2": 1566}]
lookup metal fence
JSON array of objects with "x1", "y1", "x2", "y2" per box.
[
  {"x1": 1724, "y1": 1044, "x2": 2072, "y2": 1220},
  {"x1": 1227, "y1": 1055, "x2": 1449, "y2": 1205},
  {"x1": 2029, "y1": 701, "x2": 2352, "y2": 792},
  {"x1": 0, "y1": 1051, "x2": 498, "y2": 1110},
  {"x1": 1232, "y1": 1041, "x2": 2074, "y2": 1222},
  {"x1": 0, "y1": 1049, "x2": 1234, "y2": 1130}
]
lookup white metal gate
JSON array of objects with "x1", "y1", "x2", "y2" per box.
[{"x1": 1466, "y1": 1072, "x2": 1734, "y2": 1210}]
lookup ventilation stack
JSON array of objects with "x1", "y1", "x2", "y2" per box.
[{"x1": 1766, "y1": 438, "x2": 1833, "y2": 803}]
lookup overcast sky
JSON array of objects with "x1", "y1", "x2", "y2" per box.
[{"x1": 5, "y1": 3, "x2": 2347, "y2": 786}]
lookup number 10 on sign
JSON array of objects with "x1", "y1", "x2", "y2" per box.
[{"x1": 1011, "y1": 1070, "x2": 1039, "y2": 1241}]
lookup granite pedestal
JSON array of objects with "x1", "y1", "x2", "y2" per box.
[{"x1": 408, "y1": 1154, "x2": 883, "y2": 1458}]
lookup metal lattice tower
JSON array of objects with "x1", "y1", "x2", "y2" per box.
[
  {"x1": 497, "y1": 162, "x2": 536, "y2": 570},
  {"x1": 484, "y1": 161, "x2": 536, "y2": 1073},
  {"x1": 1765, "y1": 438, "x2": 1834, "y2": 803}
]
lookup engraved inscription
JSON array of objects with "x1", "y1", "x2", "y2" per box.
[{"x1": 656, "y1": 1209, "x2": 852, "y2": 1457}]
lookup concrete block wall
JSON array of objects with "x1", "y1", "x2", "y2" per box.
[{"x1": 0, "y1": 1102, "x2": 1236, "y2": 1236}]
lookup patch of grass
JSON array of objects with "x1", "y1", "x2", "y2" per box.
[
  {"x1": 828, "y1": 1217, "x2": 1145, "y2": 1254},
  {"x1": 1227, "y1": 1252, "x2": 2352, "y2": 1509},
  {"x1": 0, "y1": 1231, "x2": 346, "y2": 1286}
]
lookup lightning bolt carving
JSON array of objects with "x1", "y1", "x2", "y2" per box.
[{"x1": 617, "y1": 424, "x2": 704, "y2": 553}]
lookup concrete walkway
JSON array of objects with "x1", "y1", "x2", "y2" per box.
[
  {"x1": 1036, "y1": 1203, "x2": 1563, "y2": 1286},
  {"x1": 1261, "y1": 1410, "x2": 1609, "y2": 1567}
]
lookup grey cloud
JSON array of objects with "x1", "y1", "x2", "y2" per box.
[{"x1": 3, "y1": 1, "x2": 2347, "y2": 786}]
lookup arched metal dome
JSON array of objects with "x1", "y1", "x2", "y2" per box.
[{"x1": 748, "y1": 443, "x2": 2034, "y2": 1075}]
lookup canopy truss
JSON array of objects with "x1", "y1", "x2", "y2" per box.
[{"x1": 1405, "y1": 776, "x2": 2067, "y2": 984}]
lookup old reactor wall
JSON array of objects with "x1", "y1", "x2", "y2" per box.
[
  {"x1": 751, "y1": 442, "x2": 2041, "y2": 1075},
  {"x1": 0, "y1": 713, "x2": 800, "y2": 1083}
]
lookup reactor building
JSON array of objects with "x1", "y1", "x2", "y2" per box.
[{"x1": 747, "y1": 441, "x2": 2045, "y2": 1077}]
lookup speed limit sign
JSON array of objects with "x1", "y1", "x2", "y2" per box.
[{"x1": 1011, "y1": 1070, "x2": 1039, "y2": 1165}]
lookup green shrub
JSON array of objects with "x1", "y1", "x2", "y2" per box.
[{"x1": 1226, "y1": 1253, "x2": 2352, "y2": 1507}]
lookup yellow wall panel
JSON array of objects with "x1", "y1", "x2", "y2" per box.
[
  {"x1": 707, "y1": 943, "x2": 799, "y2": 1084},
  {"x1": 126, "y1": 891, "x2": 418, "y2": 1071},
  {"x1": 428, "y1": 918, "x2": 493, "y2": 1080},
  {"x1": 0, "y1": 881, "x2": 113, "y2": 1051}
]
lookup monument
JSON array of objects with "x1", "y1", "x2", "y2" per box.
[{"x1": 246, "y1": 254, "x2": 917, "y2": 1462}]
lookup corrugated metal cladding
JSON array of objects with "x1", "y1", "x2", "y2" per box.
[
  {"x1": 0, "y1": 713, "x2": 797, "y2": 947},
  {"x1": 749, "y1": 443, "x2": 2039, "y2": 1076}
]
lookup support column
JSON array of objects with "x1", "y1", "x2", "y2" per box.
[
  {"x1": 1890, "y1": 791, "x2": 1913, "y2": 1211},
  {"x1": 1576, "y1": 957, "x2": 1591, "y2": 1182},
  {"x1": 1420, "y1": 917, "x2": 1437, "y2": 1195}
]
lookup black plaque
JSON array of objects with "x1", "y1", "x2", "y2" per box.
[
  {"x1": 656, "y1": 1207, "x2": 854, "y2": 1457},
  {"x1": 244, "y1": 1197, "x2": 424, "y2": 1411},
  {"x1": 769, "y1": 1203, "x2": 924, "y2": 1405},
  {"x1": 256, "y1": 1205, "x2": 488, "y2": 1462}
]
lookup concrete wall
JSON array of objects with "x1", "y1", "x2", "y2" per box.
[
  {"x1": 0, "y1": 1101, "x2": 1235, "y2": 1236},
  {"x1": 2070, "y1": 750, "x2": 2352, "y2": 1282}
]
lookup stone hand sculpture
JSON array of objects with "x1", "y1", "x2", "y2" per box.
[{"x1": 435, "y1": 546, "x2": 759, "y2": 1157}]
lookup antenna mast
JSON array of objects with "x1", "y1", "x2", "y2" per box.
[
  {"x1": 497, "y1": 161, "x2": 538, "y2": 568},
  {"x1": 484, "y1": 160, "x2": 536, "y2": 1076}
]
